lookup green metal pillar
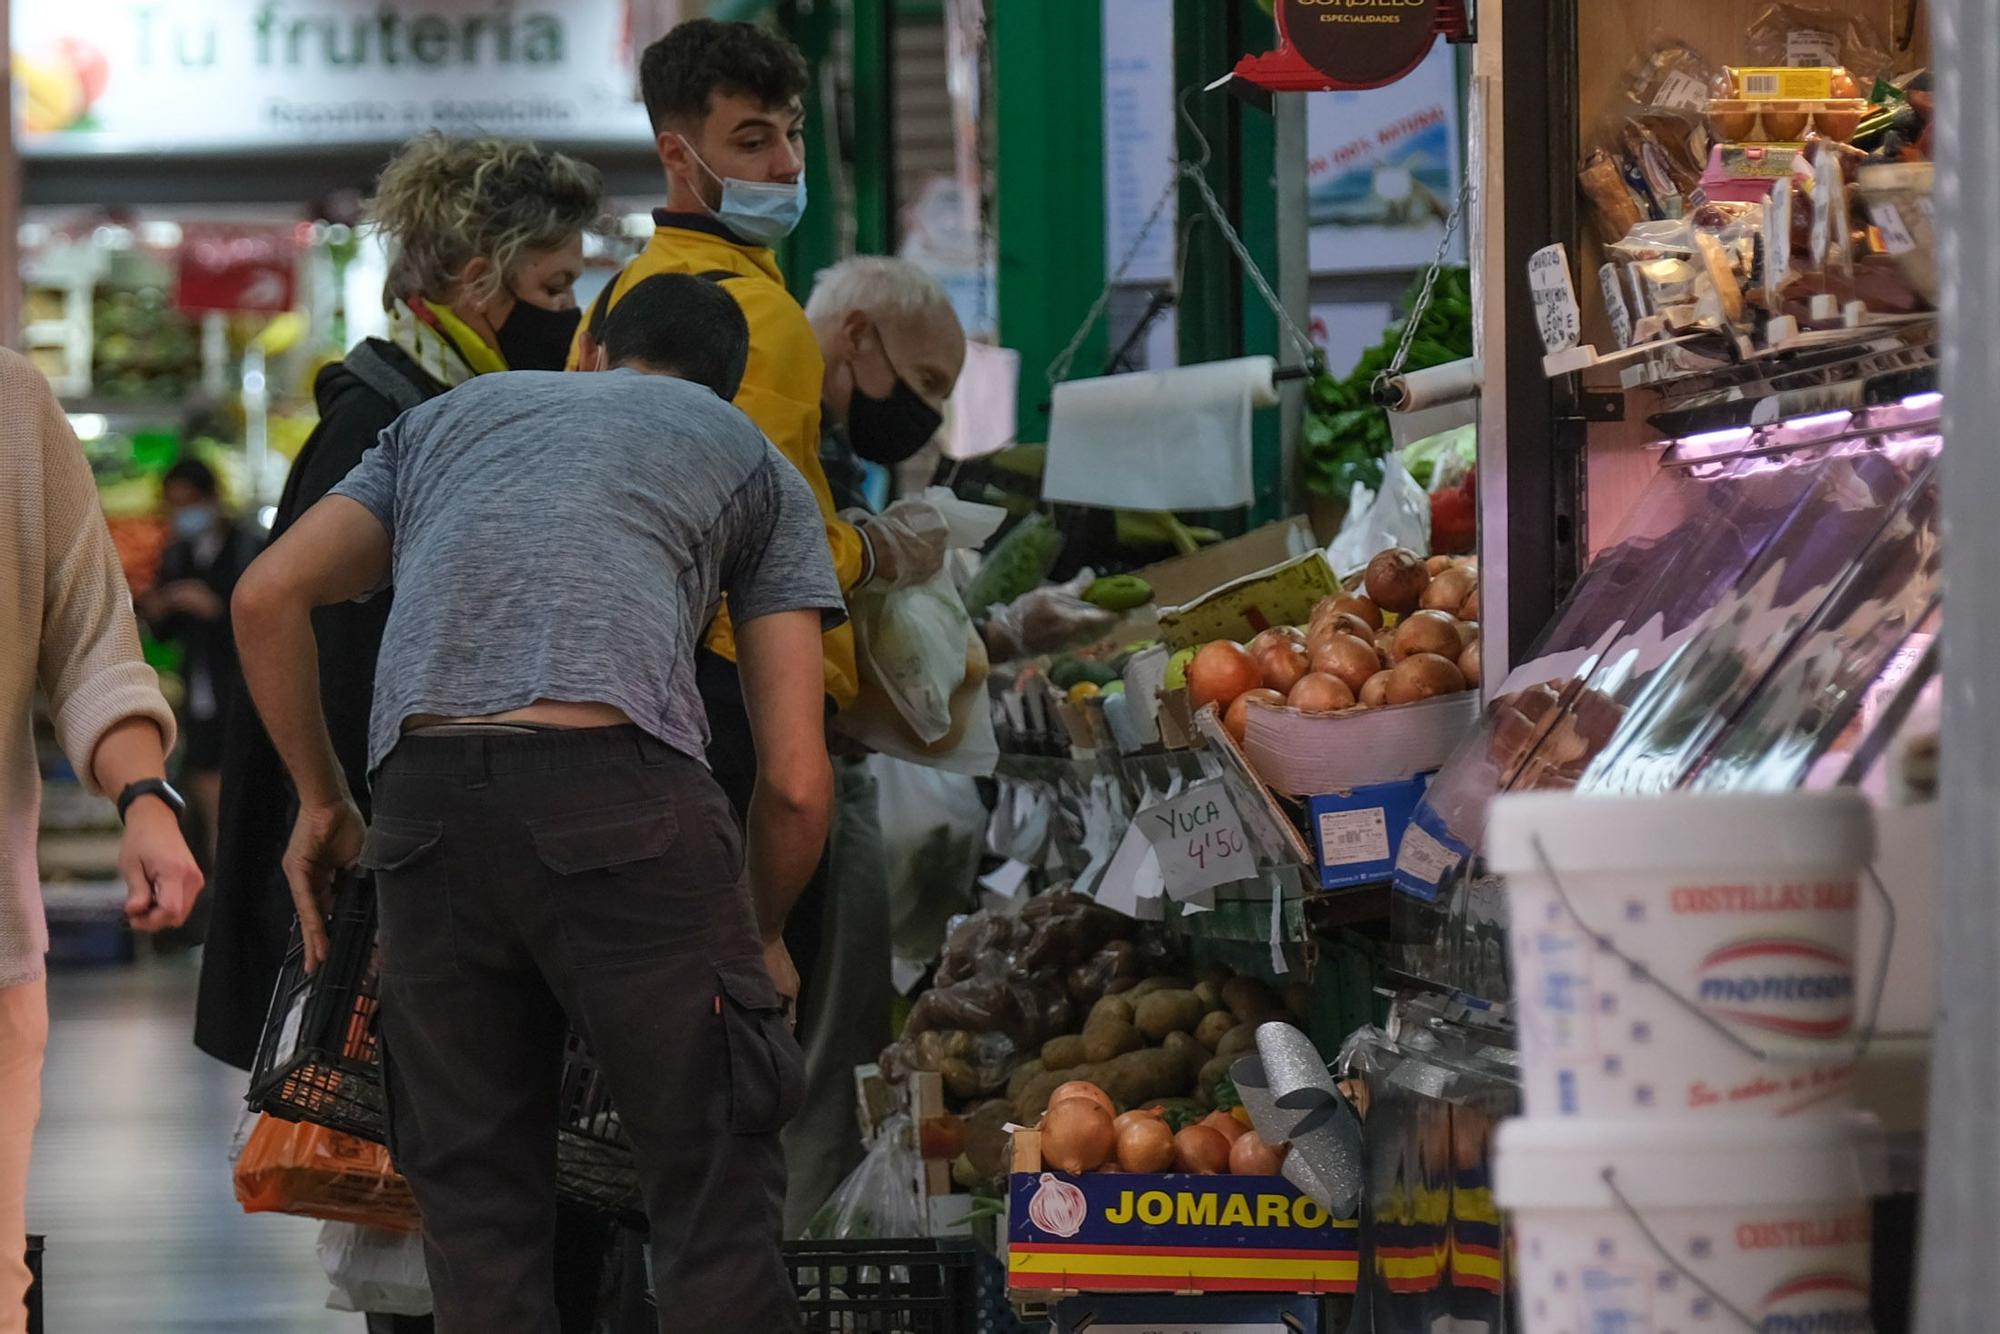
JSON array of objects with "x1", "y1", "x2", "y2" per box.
[
  {"x1": 852, "y1": 0, "x2": 898, "y2": 254},
  {"x1": 994, "y1": 0, "x2": 1107, "y2": 440},
  {"x1": 776, "y1": 0, "x2": 840, "y2": 301},
  {"x1": 1175, "y1": 0, "x2": 1284, "y2": 528}
]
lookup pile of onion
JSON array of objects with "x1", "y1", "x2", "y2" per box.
[
  {"x1": 1173, "y1": 1124, "x2": 1231, "y2": 1174},
  {"x1": 1187, "y1": 640, "x2": 1264, "y2": 714},
  {"x1": 1113, "y1": 1108, "x2": 1176, "y2": 1173},
  {"x1": 1229, "y1": 1132, "x2": 1287, "y2": 1176},
  {"x1": 1042, "y1": 1098, "x2": 1117, "y2": 1174}
]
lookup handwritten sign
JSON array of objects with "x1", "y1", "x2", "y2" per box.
[
  {"x1": 1598, "y1": 262, "x2": 1633, "y2": 349},
  {"x1": 1528, "y1": 244, "x2": 1581, "y2": 354},
  {"x1": 1810, "y1": 152, "x2": 1836, "y2": 266},
  {"x1": 1765, "y1": 180, "x2": 1794, "y2": 303},
  {"x1": 1869, "y1": 200, "x2": 1917, "y2": 255},
  {"x1": 1139, "y1": 782, "x2": 1254, "y2": 898}
]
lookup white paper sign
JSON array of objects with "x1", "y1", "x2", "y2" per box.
[
  {"x1": 1786, "y1": 29, "x2": 1842, "y2": 66},
  {"x1": 1598, "y1": 263, "x2": 1634, "y2": 349},
  {"x1": 1766, "y1": 181, "x2": 1794, "y2": 303},
  {"x1": 1869, "y1": 201, "x2": 1917, "y2": 255},
  {"x1": 1655, "y1": 68, "x2": 1709, "y2": 111},
  {"x1": 1094, "y1": 818, "x2": 1167, "y2": 920},
  {"x1": 1138, "y1": 782, "x2": 1254, "y2": 898},
  {"x1": 945, "y1": 341, "x2": 1020, "y2": 460},
  {"x1": 1316, "y1": 807, "x2": 1391, "y2": 869},
  {"x1": 1811, "y1": 154, "x2": 1836, "y2": 266},
  {"x1": 1528, "y1": 244, "x2": 1582, "y2": 354}
]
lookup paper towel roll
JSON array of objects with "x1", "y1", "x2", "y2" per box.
[
  {"x1": 1379, "y1": 356, "x2": 1483, "y2": 413},
  {"x1": 1042, "y1": 356, "x2": 1277, "y2": 510}
]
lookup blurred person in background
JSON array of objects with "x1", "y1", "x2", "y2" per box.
[
  {"x1": 571, "y1": 19, "x2": 952, "y2": 1032},
  {"x1": 196, "y1": 133, "x2": 607, "y2": 1334},
  {"x1": 1, "y1": 350, "x2": 205, "y2": 1334},
  {"x1": 138, "y1": 457, "x2": 260, "y2": 861},
  {"x1": 783, "y1": 257, "x2": 966, "y2": 1232}
]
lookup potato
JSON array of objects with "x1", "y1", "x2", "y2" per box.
[
  {"x1": 1197, "y1": 961, "x2": 1235, "y2": 988},
  {"x1": 1285, "y1": 984, "x2": 1312, "y2": 1021},
  {"x1": 1095, "y1": 1048, "x2": 1190, "y2": 1109},
  {"x1": 939, "y1": 1058, "x2": 982, "y2": 1101},
  {"x1": 1082, "y1": 1018, "x2": 1143, "y2": 1064},
  {"x1": 1006, "y1": 1058, "x2": 1046, "y2": 1101},
  {"x1": 1088, "y1": 995, "x2": 1136, "y2": 1028},
  {"x1": 1041, "y1": 1034, "x2": 1088, "y2": 1072},
  {"x1": 1134, "y1": 989, "x2": 1206, "y2": 1041},
  {"x1": 1192, "y1": 980, "x2": 1224, "y2": 1012},
  {"x1": 1012, "y1": 1066, "x2": 1074, "y2": 1122},
  {"x1": 1196, "y1": 1052, "x2": 1237, "y2": 1104},
  {"x1": 1127, "y1": 975, "x2": 1192, "y2": 1000},
  {"x1": 1160, "y1": 1031, "x2": 1206, "y2": 1080},
  {"x1": 1216, "y1": 1023, "x2": 1260, "y2": 1061},
  {"x1": 1195, "y1": 1010, "x2": 1238, "y2": 1051},
  {"x1": 1221, "y1": 975, "x2": 1280, "y2": 1024}
]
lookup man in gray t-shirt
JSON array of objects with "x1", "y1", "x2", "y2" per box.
[{"x1": 233, "y1": 275, "x2": 839, "y2": 1331}]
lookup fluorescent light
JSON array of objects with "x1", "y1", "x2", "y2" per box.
[{"x1": 68, "y1": 414, "x2": 107, "y2": 442}]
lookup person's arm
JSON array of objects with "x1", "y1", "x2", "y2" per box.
[
  {"x1": 232, "y1": 496, "x2": 392, "y2": 970},
  {"x1": 25, "y1": 355, "x2": 201, "y2": 931}
]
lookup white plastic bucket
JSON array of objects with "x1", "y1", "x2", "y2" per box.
[
  {"x1": 1497, "y1": 1115, "x2": 1881, "y2": 1334},
  {"x1": 1488, "y1": 791, "x2": 1875, "y2": 1120}
]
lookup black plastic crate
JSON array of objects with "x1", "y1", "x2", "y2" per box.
[
  {"x1": 248, "y1": 876, "x2": 643, "y2": 1221},
  {"x1": 24, "y1": 1234, "x2": 41, "y2": 1334},
  {"x1": 786, "y1": 1238, "x2": 984, "y2": 1334}
]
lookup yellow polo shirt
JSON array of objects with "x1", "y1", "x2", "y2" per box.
[{"x1": 572, "y1": 213, "x2": 861, "y2": 707}]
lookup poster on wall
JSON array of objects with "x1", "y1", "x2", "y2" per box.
[
  {"x1": 1100, "y1": 0, "x2": 1176, "y2": 287},
  {"x1": 11, "y1": 0, "x2": 653, "y2": 154},
  {"x1": 1306, "y1": 43, "x2": 1464, "y2": 275}
]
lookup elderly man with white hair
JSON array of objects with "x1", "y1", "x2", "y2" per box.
[{"x1": 783, "y1": 255, "x2": 969, "y2": 1232}]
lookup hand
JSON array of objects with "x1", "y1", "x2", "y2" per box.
[
  {"x1": 164, "y1": 580, "x2": 224, "y2": 619},
  {"x1": 119, "y1": 799, "x2": 205, "y2": 932},
  {"x1": 763, "y1": 936, "x2": 801, "y2": 1029},
  {"x1": 283, "y1": 799, "x2": 366, "y2": 973},
  {"x1": 853, "y1": 499, "x2": 950, "y2": 590}
]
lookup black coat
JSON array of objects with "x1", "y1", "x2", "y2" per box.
[{"x1": 194, "y1": 340, "x2": 443, "y2": 1070}]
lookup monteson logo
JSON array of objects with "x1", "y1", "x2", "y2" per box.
[
  {"x1": 1758, "y1": 1272, "x2": 1872, "y2": 1332},
  {"x1": 1695, "y1": 938, "x2": 1854, "y2": 1039}
]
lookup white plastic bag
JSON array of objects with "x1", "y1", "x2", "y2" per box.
[
  {"x1": 318, "y1": 1221, "x2": 431, "y2": 1316},
  {"x1": 1325, "y1": 454, "x2": 1432, "y2": 577},
  {"x1": 801, "y1": 1114, "x2": 925, "y2": 1240},
  {"x1": 874, "y1": 756, "x2": 988, "y2": 991}
]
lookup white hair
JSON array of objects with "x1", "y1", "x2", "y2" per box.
[{"x1": 804, "y1": 255, "x2": 958, "y2": 337}]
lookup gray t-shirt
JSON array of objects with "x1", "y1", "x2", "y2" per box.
[{"x1": 330, "y1": 368, "x2": 846, "y2": 772}]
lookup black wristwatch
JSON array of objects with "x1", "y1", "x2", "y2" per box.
[{"x1": 116, "y1": 778, "x2": 187, "y2": 825}]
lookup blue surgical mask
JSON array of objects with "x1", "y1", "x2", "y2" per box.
[
  {"x1": 173, "y1": 504, "x2": 216, "y2": 542},
  {"x1": 680, "y1": 137, "x2": 807, "y2": 246}
]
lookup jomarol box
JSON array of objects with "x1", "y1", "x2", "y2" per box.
[{"x1": 1007, "y1": 1133, "x2": 1358, "y2": 1296}]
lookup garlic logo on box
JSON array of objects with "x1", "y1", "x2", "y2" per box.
[
  {"x1": 1695, "y1": 938, "x2": 1855, "y2": 1039},
  {"x1": 1758, "y1": 1272, "x2": 1872, "y2": 1332}
]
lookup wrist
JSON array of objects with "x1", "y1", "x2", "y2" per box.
[{"x1": 122, "y1": 793, "x2": 181, "y2": 829}]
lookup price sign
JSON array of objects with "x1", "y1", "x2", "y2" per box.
[
  {"x1": 1819, "y1": 149, "x2": 1852, "y2": 276},
  {"x1": 1810, "y1": 152, "x2": 1836, "y2": 266},
  {"x1": 1599, "y1": 262, "x2": 1634, "y2": 349},
  {"x1": 1528, "y1": 244, "x2": 1582, "y2": 354},
  {"x1": 1765, "y1": 181, "x2": 1794, "y2": 303},
  {"x1": 1140, "y1": 782, "x2": 1255, "y2": 898}
]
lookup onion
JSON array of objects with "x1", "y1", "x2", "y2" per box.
[
  {"x1": 1387, "y1": 653, "x2": 1468, "y2": 705},
  {"x1": 1173, "y1": 1124, "x2": 1231, "y2": 1174},
  {"x1": 1229, "y1": 1132, "x2": 1286, "y2": 1176},
  {"x1": 1042, "y1": 1099, "x2": 1116, "y2": 1174},
  {"x1": 1224, "y1": 688, "x2": 1286, "y2": 745},
  {"x1": 1200, "y1": 1110, "x2": 1247, "y2": 1144},
  {"x1": 1246, "y1": 626, "x2": 1306, "y2": 657},
  {"x1": 1288, "y1": 672, "x2": 1354, "y2": 714},
  {"x1": 1393, "y1": 610, "x2": 1462, "y2": 662},
  {"x1": 1326, "y1": 612, "x2": 1376, "y2": 643},
  {"x1": 1426, "y1": 554, "x2": 1455, "y2": 575},
  {"x1": 1364, "y1": 548, "x2": 1431, "y2": 614},
  {"x1": 1359, "y1": 671, "x2": 1393, "y2": 708},
  {"x1": 1460, "y1": 588, "x2": 1481, "y2": 621},
  {"x1": 1187, "y1": 641, "x2": 1263, "y2": 714},
  {"x1": 1459, "y1": 638, "x2": 1482, "y2": 684},
  {"x1": 1422, "y1": 568, "x2": 1477, "y2": 616},
  {"x1": 1329, "y1": 594, "x2": 1383, "y2": 630},
  {"x1": 1116, "y1": 1116, "x2": 1177, "y2": 1173},
  {"x1": 1049, "y1": 1081, "x2": 1116, "y2": 1119},
  {"x1": 1372, "y1": 627, "x2": 1399, "y2": 664},
  {"x1": 1255, "y1": 641, "x2": 1310, "y2": 694},
  {"x1": 1309, "y1": 634, "x2": 1380, "y2": 693},
  {"x1": 1113, "y1": 1106, "x2": 1164, "y2": 1133}
]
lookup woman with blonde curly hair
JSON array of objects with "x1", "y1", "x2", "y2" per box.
[{"x1": 196, "y1": 135, "x2": 607, "y2": 1332}]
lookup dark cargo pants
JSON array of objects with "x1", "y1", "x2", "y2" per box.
[{"x1": 362, "y1": 726, "x2": 805, "y2": 1334}]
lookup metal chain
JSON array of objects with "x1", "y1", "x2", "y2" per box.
[
  {"x1": 1046, "y1": 173, "x2": 1181, "y2": 389},
  {"x1": 1377, "y1": 177, "x2": 1475, "y2": 395},
  {"x1": 1179, "y1": 162, "x2": 1320, "y2": 366}
]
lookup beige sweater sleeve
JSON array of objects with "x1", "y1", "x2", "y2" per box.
[{"x1": 23, "y1": 356, "x2": 176, "y2": 793}]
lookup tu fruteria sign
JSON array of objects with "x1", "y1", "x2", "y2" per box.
[{"x1": 12, "y1": 0, "x2": 654, "y2": 154}]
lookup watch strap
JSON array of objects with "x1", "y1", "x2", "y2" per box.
[{"x1": 117, "y1": 778, "x2": 185, "y2": 825}]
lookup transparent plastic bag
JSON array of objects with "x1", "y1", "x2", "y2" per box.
[
  {"x1": 802, "y1": 1114, "x2": 925, "y2": 1240},
  {"x1": 318, "y1": 1222, "x2": 432, "y2": 1316},
  {"x1": 1327, "y1": 454, "x2": 1432, "y2": 576}
]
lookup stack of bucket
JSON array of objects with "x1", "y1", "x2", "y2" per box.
[{"x1": 1488, "y1": 791, "x2": 1884, "y2": 1333}]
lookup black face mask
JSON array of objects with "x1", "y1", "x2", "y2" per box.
[
  {"x1": 848, "y1": 368, "x2": 944, "y2": 466},
  {"x1": 494, "y1": 296, "x2": 583, "y2": 371}
]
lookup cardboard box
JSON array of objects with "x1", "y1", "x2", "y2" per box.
[
  {"x1": 1051, "y1": 1292, "x2": 1331, "y2": 1332},
  {"x1": 1006, "y1": 1132, "x2": 1358, "y2": 1298},
  {"x1": 1138, "y1": 517, "x2": 1319, "y2": 609},
  {"x1": 1241, "y1": 692, "x2": 1480, "y2": 797},
  {"x1": 1158, "y1": 551, "x2": 1342, "y2": 652},
  {"x1": 1306, "y1": 777, "x2": 1431, "y2": 891}
]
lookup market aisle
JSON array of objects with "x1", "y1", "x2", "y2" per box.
[{"x1": 27, "y1": 956, "x2": 351, "y2": 1333}]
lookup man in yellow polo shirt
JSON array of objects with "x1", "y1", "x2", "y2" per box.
[{"x1": 574, "y1": 17, "x2": 946, "y2": 1016}]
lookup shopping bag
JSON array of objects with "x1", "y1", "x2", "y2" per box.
[
  {"x1": 800, "y1": 1113, "x2": 925, "y2": 1240},
  {"x1": 318, "y1": 1221, "x2": 432, "y2": 1315},
  {"x1": 233, "y1": 1113, "x2": 422, "y2": 1232}
]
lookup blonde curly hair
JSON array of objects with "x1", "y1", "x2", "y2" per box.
[{"x1": 369, "y1": 133, "x2": 603, "y2": 311}]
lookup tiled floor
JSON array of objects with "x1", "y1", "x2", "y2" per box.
[{"x1": 28, "y1": 956, "x2": 358, "y2": 1333}]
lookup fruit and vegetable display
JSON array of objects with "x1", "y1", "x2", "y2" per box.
[
  {"x1": 880, "y1": 892, "x2": 1308, "y2": 1190},
  {"x1": 1030, "y1": 1076, "x2": 1289, "y2": 1178},
  {"x1": 1171, "y1": 546, "x2": 1481, "y2": 749}
]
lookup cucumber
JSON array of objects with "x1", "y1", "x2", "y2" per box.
[
  {"x1": 1083, "y1": 574, "x2": 1154, "y2": 611},
  {"x1": 962, "y1": 512, "x2": 1063, "y2": 617}
]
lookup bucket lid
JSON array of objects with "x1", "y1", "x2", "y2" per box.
[
  {"x1": 1486, "y1": 790, "x2": 1874, "y2": 877},
  {"x1": 1495, "y1": 1113, "x2": 1884, "y2": 1211}
]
